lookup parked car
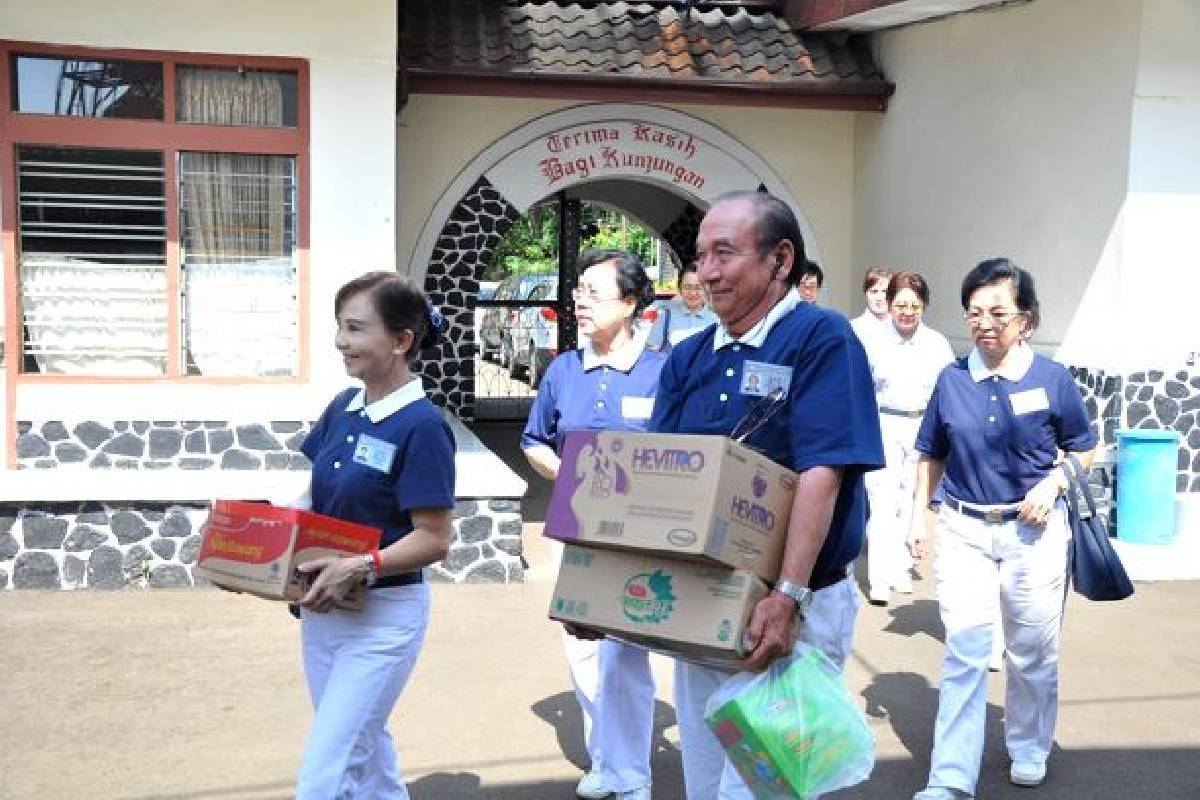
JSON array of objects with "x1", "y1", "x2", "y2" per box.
[
  {"x1": 478, "y1": 272, "x2": 552, "y2": 363},
  {"x1": 506, "y1": 276, "x2": 559, "y2": 387}
]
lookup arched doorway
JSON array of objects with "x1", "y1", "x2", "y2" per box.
[{"x1": 408, "y1": 103, "x2": 822, "y2": 419}]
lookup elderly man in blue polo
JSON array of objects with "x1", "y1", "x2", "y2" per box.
[{"x1": 649, "y1": 190, "x2": 884, "y2": 798}]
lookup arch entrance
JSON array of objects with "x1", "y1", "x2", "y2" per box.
[{"x1": 409, "y1": 104, "x2": 820, "y2": 420}]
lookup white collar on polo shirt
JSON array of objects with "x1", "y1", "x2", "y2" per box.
[
  {"x1": 581, "y1": 324, "x2": 650, "y2": 372},
  {"x1": 713, "y1": 289, "x2": 801, "y2": 351},
  {"x1": 968, "y1": 341, "x2": 1034, "y2": 382},
  {"x1": 345, "y1": 377, "x2": 426, "y2": 422}
]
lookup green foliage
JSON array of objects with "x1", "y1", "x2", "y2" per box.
[{"x1": 486, "y1": 201, "x2": 661, "y2": 280}]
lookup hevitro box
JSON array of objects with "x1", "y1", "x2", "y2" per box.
[
  {"x1": 549, "y1": 544, "x2": 769, "y2": 669},
  {"x1": 195, "y1": 500, "x2": 380, "y2": 608},
  {"x1": 545, "y1": 431, "x2": 797, "y2": 581}
]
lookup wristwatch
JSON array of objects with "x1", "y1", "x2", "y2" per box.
[
  {"x1": 359, "y1": 553, "x2": 378, "y2": 587},
  {"x1": 773, "y1": 579, "x2": 814, "y2": 618}
]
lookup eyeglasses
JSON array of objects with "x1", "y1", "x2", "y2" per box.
[
  {"x1": 680, "y1": 284, "x2": 704, "y2": 292},
  {"x1": 963, "y1": 309, "x2": 1025, "y2": 326},
  {"x1": 730, "y1": 386, "x2": 787, "y2": 444},
  {"x1": 892, "y1": 302, "x2": 924, "y2": 313},
  {"x1": 571, "y1": 288, "x2": 623, "y2": 303}
]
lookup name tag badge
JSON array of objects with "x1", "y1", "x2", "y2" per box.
[
  {"x1": 352, "y1": 434, "x2": 397, "y2": 473},
  {"x1": 740, "y1": 361, "x2": 793, "y2": 398},
  {"x1": 621, "y1": 396, "x2": 655, "y2": 420},
  {"x1": 1009, "y1": 388, "x2": 1050, "y2": 416}
]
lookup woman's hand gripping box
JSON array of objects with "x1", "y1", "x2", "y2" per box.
[{"x1": 195, "y1": 500, "x2": 381, "y2": 609}]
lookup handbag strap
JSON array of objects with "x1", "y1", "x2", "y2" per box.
[{"x1": 1061, "y1": 453, "x2": 1099, "y2": 520}]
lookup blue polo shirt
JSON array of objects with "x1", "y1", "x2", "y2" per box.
[
  {"x1": 916, "y1": 345, "x2": 1097, "y2": 505},
  {"x1": 302, "y1": 382, "x2": 456, "y2": 585},
  {"x1": 650, "y1": 292, "x2": 884, "y2": 584},
  {"x1": 522, "y1": 333, "x2": 668, "y2": 455}
]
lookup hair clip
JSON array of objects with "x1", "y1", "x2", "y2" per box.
[{"x1": 425, "y1": 298, "x2": 447, "y2": 333}]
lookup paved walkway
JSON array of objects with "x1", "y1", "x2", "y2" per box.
[{"x1": 1, "y1": 535, "x2": 1198, "y2": 799}]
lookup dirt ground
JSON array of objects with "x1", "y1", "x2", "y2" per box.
[{"x1": 2, "y1": 549, "x2": 1199, "y2": 800}]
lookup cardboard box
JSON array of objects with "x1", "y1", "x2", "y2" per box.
[
  {"x1": 545, "y1": 431, "x2": 797, "y2": 581},
  {"x1": 549, "y1": 544, "x2": 769, "y2": 669},
  {"x1": 194, "y1": 500, "x2": 381, "y2": 608}
]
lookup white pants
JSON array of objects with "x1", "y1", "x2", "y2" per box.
[
  {"x1": 864, "y1": 413, "x2": 919, "y2": 595},
  {"x1": 927, "y1": 503, "x2": 1069, "y2": 794},
  {"x1": 557, "y1": 542, "x2": 657, "y2": 792},
  {"x1": 674, "y1": 577, "x2": 861, "y2": 799},
  {"x1": 296, "y1": 583, "x2": 430, "y2": 800}
]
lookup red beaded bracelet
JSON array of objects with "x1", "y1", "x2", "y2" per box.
[{"x1": 369, "y1": 548, "x2": 383, "y2": 572}]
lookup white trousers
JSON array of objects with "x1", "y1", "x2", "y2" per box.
[
  {"x1": 674, "y1": 577, "x2": 861, "y2": 799},
  {"x1": 296, "y1": 583, "x2": 430, "y2": 800},
  {"x1": 864, "y1": 413, "x2": 919, "y2": 595},
  {"x1": 927, "y1": 503, "x2": 1069, "y2": 794},
  {"x1": 566, "y1": 634, "x2": 657, "y2": 791}
]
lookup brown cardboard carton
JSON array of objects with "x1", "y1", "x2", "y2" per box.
[
  {"x1": 194, "y1": 500, "x2": 381, "y2": 609},
  {"x1": 545, "y1": 431, "x2": 796, "y2": 581},
  {"x1": 549, "y1": 544, "x2": 769, "y2": 669}
]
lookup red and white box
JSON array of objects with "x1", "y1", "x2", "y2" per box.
[{"x1": 195, "y1": 500, "x2": 381, "y2": 608}]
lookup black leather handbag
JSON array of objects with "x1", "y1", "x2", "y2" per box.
[{"x1": 1062, "y1": 453, "x2": 1134, "y2": 601}]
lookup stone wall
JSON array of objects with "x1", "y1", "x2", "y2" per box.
[
  {"x1": 16, "y1": 420, "x2": 312, "y2": 471},
  {"x1": 1069, "y1": 366, "x2": 1200, "y2": 494},
  {"x1": 0, "y1": 497, "x2": 524, "y2": 590}
]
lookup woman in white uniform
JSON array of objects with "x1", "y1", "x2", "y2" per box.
[
  {"x1": 908, "y1": 259, "x2": 1097, "y2": 800},
  {"x1": 522, "y1": 249, "x2": 666, "y2": 800},
  {"x1": 850, "y1": 265, "x2": 893, "y2": 346},
  {"x1": 862, "y1": 271, "x2": 954, "y2": 605}
]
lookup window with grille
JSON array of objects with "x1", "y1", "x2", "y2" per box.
[{"x1": 2, "y1": 44, "x2": 306, "y2": 379}]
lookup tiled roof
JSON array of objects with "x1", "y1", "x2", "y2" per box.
[{"x1": 402, "y1": 1, "x2": 887, "y2": 92}]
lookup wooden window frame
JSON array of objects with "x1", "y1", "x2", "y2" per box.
[{"x1": 0, "y1": 40, "x2": 311, "y2": 387}]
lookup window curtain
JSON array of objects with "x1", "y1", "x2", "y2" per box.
[
  {"x1": 180, "y1": 152, "x2": 297, "y2": 376},
  {"x1": 178, "y1": 68, "x2": 284, "y2": 126}
]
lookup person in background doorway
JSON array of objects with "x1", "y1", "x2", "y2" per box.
[
  {"x1": 651, "y1": 190, "x2": 883, "y2": 799},
  {"x1": 909, "y1": 258, "x2": 1097, "y2": 800},
  {"x1": 861, "y1": 271, "x2": 954, "y2": 606},
  {"x1": 522, "y1": 249, "x2": 665, "y2": 800},
  {"x1": 851, "y1": 265, "x2": 894, "y2": 345},
  {"x1": 647, "y1": 261, "x2": 719, "y2": 351},
  {"x1": 796, "y1": 260, "x2": 824, "y2": 303},
  {"x1": 292, "y1": 272, "x2": 455, "y2": 800}
]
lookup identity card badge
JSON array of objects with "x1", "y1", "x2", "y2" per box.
[
  {"x1": 740, "y1": 360, "x2": 793, "y2": 398},
  {"x1": 352, "y1": 434, "x2": 397, "y2": 473},
  {"x1": 1009, "y1": 388, "x2": 1050, "y2": 416}
]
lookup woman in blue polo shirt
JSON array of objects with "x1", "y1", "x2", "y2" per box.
[
  {"x1": 292, "y1": 272, "x2": 456, "y2": 800},
  {"x1": 522, "y1": 249, "x2": 665, "y2": 800},
  {"x1": 908, "y1": 259, "x2": 1097, "y2": 800}
]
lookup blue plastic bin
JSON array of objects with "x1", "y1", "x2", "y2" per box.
[{"x1": 1115, "y1": 429, "x2": 1181, "y2": 544}]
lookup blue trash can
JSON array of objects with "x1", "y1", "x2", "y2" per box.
[{"x1": 1115, "y1": 429, "x2": 1181, "y2": 544}]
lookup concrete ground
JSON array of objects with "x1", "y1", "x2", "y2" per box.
[{"x1": 2, "y1": 423, "x2": 1198, "y2": 799}]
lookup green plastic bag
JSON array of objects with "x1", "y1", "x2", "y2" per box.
[{"x1": 704, "y1": 644, "x2": 875, "y2": 799}]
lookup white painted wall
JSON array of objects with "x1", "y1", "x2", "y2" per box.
[
  {"x1": 853, "y1": 0, "x2": 1142, "y2": 358},
  {"x1": 1, "y1": 0, "x2": 397, "y2": 420},
  {"x1": 1121, "y1": 0, "x2": 1200, "y2": 369},
  {"x1": 397, "y1": 97, "x2": 860, "y2": 310}
]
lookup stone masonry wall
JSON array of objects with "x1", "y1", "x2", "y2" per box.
[
  {"x1": 16, "y1": 420, "x2": 313, "y2": 471},
  {"x1": 0, "y1": 497, "x2": 524, "y2": 590}
]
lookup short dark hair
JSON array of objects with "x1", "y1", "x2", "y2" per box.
[
  {"x1": 862, "y1": 266, "x2": 893, "y2": 293},
  {"x1": 678, "y1": 261, "x2": 700, "y2": 286},
  {"x1": 797, "y1": 261, "x2": 824, "y2": 287},
  {"x1": 334, "y1": 271, "x2": 444, "y2": 362},
  {"x1": 577, "y1": 248, "x2": 656, "y2": 314},
  {"x1": 960, "y1": 257, "x2": 1041, "y2": 329},
  {"x1": 887, "y1": 271, "x2": 931, "y2": 306},
  {"x1": 711, "y1": 190, "x2": 812, "y2": 287}
]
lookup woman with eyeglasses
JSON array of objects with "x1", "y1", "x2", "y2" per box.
[
  {"x1": 908, "y1": 259, "x2": 1097, "y2": 800},
  {"x1": 522, "y1": 249, "x2": 665, "y2": 800},
  {"x1": 647, "y1": 261, "x2": 719, "y2": 351},
  {"x1": 861, "y1": 271, "x2": 954, "y2": 606}
]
